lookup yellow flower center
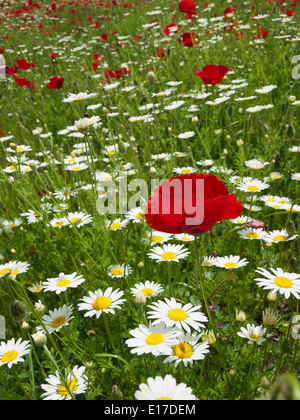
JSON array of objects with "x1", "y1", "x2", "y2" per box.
[
  {"x1": 180, "y1": 237, "x2": 191, "y2": 241},
  {"x1": 247, "y1": 185, "x2": 259, "y2": 192},
  {"x1": 93, "y1": 296, "x2": 112, "y2": 311},
  {"x1": 57, "y1": 280, "x2": 71, "y2": 288},
  {"x1": 203, "y1": 261, "x2": 213, "y2": 266},
  {"x1": 16, "y1": 147, "x2": 23, "y2": 152},
  {"x1": 55, "y1": 222, "x2": 64, "y2": 227},
  {"x1": 274, "y1": 276, "x2": 293, "y2": 289},
  {"x1": 173, "y1": 343, "x2": 193, "y2": 359},
  {"x1": 247, "y1": 232, "x2": 259, "y2": 239},
  {"x1": 108, "y1": 151, "x2": 115, "y2": 156},
  {"x1": 111, "y1": 268, "x2": 124, "y2": 276},
  {"x1": 158, "y1": 397, "x2": 172, "y2": 400},
  {"x1": 10, "y1": 224, "x2": 16, "y2": 228},
  {"x1": 224, "y1": 262, "x2": 238, "y2": 268},
  {"x1": 146, "y1": 333, "x2": 164, "y2": 346},
  {"x1": 181, "y1": 169, "x2": 191, "y2": 174},
  {"x1": 72, "y1": 167, "x2": 81, "y2": 171},
  {"x1": 70, "y1": 218, "x2": 82, "y2": 224},
  {"x1": 250, "y1": 334, "x2": 260, "y2": 340},
  {"x1": 0, "y1": 268, "x2": 13, "y2": 276},
  {"x1": 10, "y1": 269, "x2": 19, "y2": 277},
  {"x1": 136, "y1": 212, "x2": 143, "y2": 221},
  {"x1": 161, "y1": 252, "x2": 177, "y2": 260},
  {"x1": 151, "y1": 236, "x2": 164, "y2": 243},
  {"x1": 51, "y1": 316, "x2": 66, "y2": 329},
  {"x1": 273, "y1": 235, "x2": 288, "y2": 242},
  {"x1": 10, "y1": 166, "x2": 17, "y2": 171},
  {"x1": 142, "y1": 288, "x2": 154, "y2": 296},
  {"x1": 57, "y1": 380, "x2": 78, "y2": 396},
  {"x1": 168, "y1": 308, "x2": 188, "y2": 322},
  {"x1": 110, "y1": 223, "x2": 122, "y2": 230},
  {"x1": 1, "y1": 351, "x2": 18, "y2": 364}
]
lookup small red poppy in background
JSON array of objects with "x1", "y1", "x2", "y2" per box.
[
  {"x1": 145, "y1": 174, "x2": 243, "y2": 236},
  {"x1": 162, "y1": 23, "x2": 181, "y2": 36},
  {"x1": 16, "y1": 59, "x2": 35, "y2": 70},
  {"x1": 156, "y1": 47, "x2": 166, "y2": 58},
  {"x1": 46, "y1": 77, "x2": 64, "y2": 89},
  {"x1": 180, "y1": 32, "x2": 199, "y2": 47},
  {"x1": 179, "y1": 0, "x2": 196, "y2": 16},
  {"x1": 15, "y1": 77, "x2": 35, "y2": 89},
  {"x1": 195, "y1": 65, "x2": 229, "y2": 85}
]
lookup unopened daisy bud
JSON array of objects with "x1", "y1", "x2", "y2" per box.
[
  {"x1": 110, "y1": 384, "x2": 124, "y2": 400},
  {"x1": 265, "y1": 242, "x2": 272, "y2": 248},
  {"x1": 137, "y1": 262, "x2": 144, "y2": 270},
  {"x1": 102, "y1": 128, "x2": 109, "y2": 133},
  {"x1": 149, "y1": 167, "x2": 157, "y2": 174},
  {"x1": 102, "y1": 107, "x2": 109, "y2": 114},
  {"x1": 236, "y1": 310, "x2": 246, "y2": 323},
  {"x1": 288, "y1": 96, "x2": 296, "y2": 103},
  {"x1": 192, "y1": 116, "x2": 199, "y2": 123},
  {"x1": 223, "y1": 149, "x2": 228, "y2": 155},
  {"x1": 86, "y1": 361, "x2": 94, "y2": 369},
  {"x1": 11, "y1": 249, "x2": 16, "y2": 254},
  {"x1": 130, "y1": 136, "x2": 136, "y2": 142},
  {"x1": 263, "y1": 308, "x2": 280, "y2": 327},
  {"x1": 237, "y1": 139, "x2": 244, "y2": 147},
  {"x1": 34, "y1": 301, "x2": 46, "y2": 315},
  {"x1": 147, "y1": 71, "x2": 155, "y2": 85},
  {"x1": 0, "y1": 255, "x2": 4, "y2": 261},
  {"x1": 32, "y1": 331, "x2": 47, "y2": 347},
  {"x1": 229, "y1": 370, "x2": 236, "y2": 376},
  {"x1": 168, "y1": 127, "x2": 172, "y2": 132},
  {"x1": 21, "y1": 321, "x2": 30, "y2": 331},
  {"x1": 9, "y1": 143, "x2": 16, "y2": 148},
  {"x1": 101, "y1": 368, "x2": 106, "y2": 374},
  {"x1": 202, "y1": 330, "x2": 217, "y2": 346},
  {"x1": 135, "y1": 291, "x2": 146, "y2": 306},
  {"x1": 267, "y1": 291, "x2": 277, "y2": 302}
]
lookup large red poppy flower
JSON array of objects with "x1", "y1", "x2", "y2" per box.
[
  {"x1": 14, "y1": 77, "x2": 35, "y2": 89},
  {"x1": 46, "y1": 77, "x2": 64, "y2": 89},
  {"x1": 145, "y1": 174, "x2": 243, "y2": 235},
  {"x1": 179, "y1": 0, "x2": 196, "y2": 15},
  {"x1": 195, "y1": 65, "x2": 229, "y2": 85},
  {"x1": 16, "y1": 59, "x2": 35, "y2": 70}
]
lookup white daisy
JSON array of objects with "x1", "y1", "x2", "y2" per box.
[
  {"x1": 148, "y1": 244, "x2": 190, "y2": 263},
  {"x1": 78, "y1": 287, "x2": 125, "y2": 319},
  {"x1": 0, "y1": 261, "x2": 30, "y2": 278},
  {"x1": 254, "y1": 267, "x2": 300, "y2": 299},
  {"x1": 37, "y1": 304, "x2": 74, "y2": 334},
  {"x1": 125, "y1": 323, "x2": 181, "y2": 356},
  {"x1": 42, "y1": 273, "x2": 85, "y2": 294},
  {"x1": 135, "y1": 375, "x2": 196, "y2": 400},
  {"x1": 0, "y1": 338, "x2": 31, "y2": 369},
  {"x1": 107, "y1": 264, "x2": 132, "y2": 278},
  {"x1": 238, "y1": 228, "x2": 267, "y2": 240},
  {"x1": 237, "y1": 324, "x2": 270, "y2": 345},
  {"x1": 263, "y1": 229, "x2": 298, "y2": 244},
  {"x1": 214, "y1": 255, "x2": 249, "y2": 269},
  {"x1": 41, "y1": 366, "x2": 87, "y2": 400},
  {"x1": 163, "y1": 332, "x2": 210, "y2": 367},
  {"x1": 147, "y1": 298, "x2": 208, "y2": 333},
  {"x1": 131, "y1": 281, "x2": 163, "y2": 299},
  {"x1": 236, "y1": 179, "x2": 270, "y2": 193}
]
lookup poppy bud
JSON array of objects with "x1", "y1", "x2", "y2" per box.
[
  {"x1": 286, "y1": 220, "x2": 297, "y2": 236},
  {"x1": 261, "y1": 377, "x2": 270, "y2": 390},
  {"x1": 286, "y1": 125, "x2": 295, "y2": 138},
  {"x1": 147, "y1": 71, "x2": 155, "y2": 85},
  {"x1": 9, "y1": 300, "x2": 28, "y2": 323},
  {"x1": 227, "y1": 105, "x2": 234, "y2": 118},
  {"x1": 118, "y1": 141, "x2": 127, "y2": 154},
  {"x1": 111, "y1": 385, "x2": 124, "y2": 400}
]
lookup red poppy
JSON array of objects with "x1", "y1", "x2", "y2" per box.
[
  {"x1": 162, "y1": 23, "x2": 181, "y2": 36},
  {"x1": 179, "y1": 0, "x2": 196, "y2": 15},
  {"x1": 46, "y1": 77, "x2": 64, "y2": 89},
  {"x1": 14, "y1": 77, "x2": 35, "y2": 89},
  {"x1": 145, "y1": 174, "x2": 243, "y2": 235},
  {"x1": 180, "y1": 32, "x2": 199, "y2": 47},
  {"x1": 194, "y1": 65, "x2": 229, "y2": 85},
  {"x1": 16, "y1": 59, "x2": 35, "y2": 70},
  {"x1": 156, "y1": 47, "x2": 166, "y2": 58}
]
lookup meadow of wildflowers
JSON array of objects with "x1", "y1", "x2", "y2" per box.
[{"x1": 0, "y1": 0, "x2": 299, "y2": 402}]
